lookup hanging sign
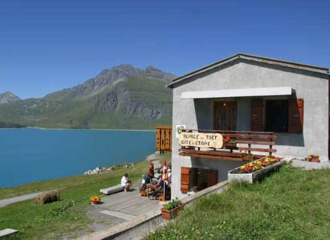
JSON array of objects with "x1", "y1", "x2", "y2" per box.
[{"x1": 179, "y1": 132, "x2": 223, "y2": 148}]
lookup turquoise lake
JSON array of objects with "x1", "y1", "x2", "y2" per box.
[{"x1": 0, "y1": 129, "x2": 155, "y2": 187}]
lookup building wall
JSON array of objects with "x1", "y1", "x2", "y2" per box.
[{"x1": 171, "y1": 59, "x2": 329, "y2": 199}]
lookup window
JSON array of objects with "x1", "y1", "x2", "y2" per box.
[
  {"x1": 181, "y1": 167, "x2": 218, "y2": 193},
  {"x1": 265, "y1": 100, "x2": 289, "y2": 132},
  {"x1": 251, "y1": 98, "x2": 304, "y2": 133}
]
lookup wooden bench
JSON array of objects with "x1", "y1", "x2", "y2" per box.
[
  {"x1": 179, "y1": 129, "x2": 276, "y2": 161},
  {"x1": 100, "y1": 185, "x2": 125, "y2": 195},
  {"x1": 0, "y1": 229, "x2": 18, "y2": 238}
]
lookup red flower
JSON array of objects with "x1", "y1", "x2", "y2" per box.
[{"x1": 225, "y1": 136, "x2": 231, "y2": 142}]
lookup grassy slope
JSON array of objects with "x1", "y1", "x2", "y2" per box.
[
  {"x1": 148, "y1": 165, "x2": 330, "y2": 240},
  {"x1": 0, "y1": 159, "x2": 159, "y2": 239}
]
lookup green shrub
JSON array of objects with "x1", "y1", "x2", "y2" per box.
[{"x1": 163, "y1": 198, "x2": 182, "y2": 211}]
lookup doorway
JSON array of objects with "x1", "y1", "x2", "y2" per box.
[{"x1": 213, "y1": 101, "x2": 237, "y2": 130}]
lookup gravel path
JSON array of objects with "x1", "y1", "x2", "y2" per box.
[{"x1": 0, "y1": 192, "x2": 42, "y2": 208}]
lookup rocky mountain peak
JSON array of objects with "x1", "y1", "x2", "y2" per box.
[
  {"x1": 145, "y1": 66, "x2": 176, "y2": 81},
  {"x1": 74, "y1": 64, "x2": 175, "y2": 95},
  {"x1": 95, "y1": 64, "x2": 144, "y2": 83},
  {"x1": 44, "y1": 64, "x2": 176, "y2": 101},
  {"x1": 0, "y1": 92, "x2": 21, "y2": 105}
]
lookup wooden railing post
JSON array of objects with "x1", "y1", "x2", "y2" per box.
[
  {"x1": 248, "y1": 132, "x2": 251, "y2": 155},
  {"x1": 269, "y1": 133, "x2": 273, "y2": 157}
]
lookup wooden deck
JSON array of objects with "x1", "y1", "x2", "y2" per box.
[{"x1": 92, "y1": 188, "x2": 162, "y2": 222}]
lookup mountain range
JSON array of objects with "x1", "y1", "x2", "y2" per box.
[{"x1": 0, "y1": 65, "x2": 175, "y2": 129}]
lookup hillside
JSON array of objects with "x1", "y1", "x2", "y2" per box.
[
  {"x1": 0, "y1": 65, "x2": 174, "y2": 129},
  {"x1": 149, "y1": 165, "x2": 330, "y2": 239}
]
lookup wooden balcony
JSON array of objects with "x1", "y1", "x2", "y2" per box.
[{"x1": 179, "y1": 129, "x2": 277, "y2": 161}]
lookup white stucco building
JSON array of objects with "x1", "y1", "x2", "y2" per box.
[{"x1": 168, "y1": 53, "x2": 329, "y2": 199}]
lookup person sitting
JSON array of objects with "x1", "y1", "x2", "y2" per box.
[
  {"x1": 149, "y1": 176, "x2": 164, "y2": 200},
  {"x1": 140, "y1": 174, "x2": 149, "y2": 190},
  {"x1": 121, "y1": 173, "x2": 132, "y2": 192}
]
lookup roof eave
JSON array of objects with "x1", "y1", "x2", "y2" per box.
[{"x1": 167, "y1": 53, "x2": 329, "y2": 88}]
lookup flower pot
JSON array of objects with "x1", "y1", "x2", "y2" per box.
[
  {"x1": 228, "y1": 159, "x2": 285, "y2": 184},
  {"x1": 91, "y1": 200, "x2": 101, "y2": 204},
  {"x1": 161, "y1": 205, "x2": 183, "y2": 220},
  {"x1": 311, "y1": 157, "x2": 320, "y2": 163}
]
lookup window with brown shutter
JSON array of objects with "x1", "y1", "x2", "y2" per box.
[
  {"x1": 288, "y1": 99, "x2": 304, "y2": 133},
  {"x1": 181, "y1": 167, "x2": 218, "y2": 193},
  {"x1": 251, "y1": 100, "x2": 264, "y2": 131},
  {"x1": 181, "y1": 167, "x2": 191, "y2": 193}
]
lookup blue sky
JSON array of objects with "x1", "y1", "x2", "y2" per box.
[{"x1": 0, "y1": 0, "x2": 329, "y2": 99}]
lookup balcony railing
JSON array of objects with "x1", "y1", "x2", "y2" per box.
[{"x1": 179, "y1": 129, "x2": 277, "y2": 161}]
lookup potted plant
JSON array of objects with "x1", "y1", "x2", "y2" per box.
[
  {"x1": 90, "y1": 196, "x2": 101, "y2": 204},
  {"x1": 161, "y1": 198, "x2": 183, "y2": 220},
  {"x1": 228, "y1": 157, "x2": 283, "y2": 183},
  {"x1": 224, "y1": 136, "x2": 237, "y2": 148},
  {"x1": 242, "y1": 153, "x2": 254, "y2": 161},
  {"x1": 307, "y1": 154, "x2": 320, "y2": 163}
]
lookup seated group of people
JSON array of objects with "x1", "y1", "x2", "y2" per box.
[
  {"x1": 140, "y1": 161, "x2": 171, "y2": 200},
  {"x1": 120, "y1": 161, "x2": 172, "y2": 200}
]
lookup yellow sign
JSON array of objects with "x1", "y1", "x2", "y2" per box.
[{"x1": 179, "y1": 132, "x2": 223, "y2": 148}]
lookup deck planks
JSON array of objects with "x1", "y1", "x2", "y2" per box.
[{"x1": 97, "y1": 188, "x2": 162, "y2": 220}]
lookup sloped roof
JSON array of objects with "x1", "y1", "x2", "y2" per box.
[{"x1": 167, "y1": 53, "x2": 329, "y2": 88}]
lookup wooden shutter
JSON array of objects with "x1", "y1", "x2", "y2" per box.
[
  {"x1": 156, "y1": 128, "x2": 160, "y2": 150},
  {"x1": 207, "y1": 170, "x2": 218, "y2": 187},
  {"x1": 213, "y1": 101, "x2": 237, "y2": 130},
  {"x1": 251, "y1": 100, "x2": 264, "y2": 131},
  {"x1": 165, "y1": 128, "x2": 170, "y2": 150},
  {"x1": 160, "y1": 128, "x2": 165, "y2": 151},
  {"x1": 289, "y1": 99, "x2": 304, "y2": 133},
  {"x1": 181, "y1": 167, "x2": 191, "y2": 193}
]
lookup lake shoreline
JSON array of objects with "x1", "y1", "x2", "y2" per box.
[{"x1": 0, "y1": 151, "x2": 162, "y2": 191}]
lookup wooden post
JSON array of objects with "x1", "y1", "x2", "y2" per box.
[
  {"x1": 248, "y1": 132, "x2": 251, "y2": 154},
  {"x1": 269, "y1": 133, "x2": 273, "y2": 157}
]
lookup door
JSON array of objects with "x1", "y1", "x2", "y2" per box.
[{"x1": 213, "y1": 101, "x2": 237, "y2": 130}]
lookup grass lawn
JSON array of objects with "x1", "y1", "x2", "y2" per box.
[
  {"x1": 0, "y1": 153, "x2": 169, "y2": 239},
  {"x1": 148, "y1": 164, "x2": 330, "y2": 240}
]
